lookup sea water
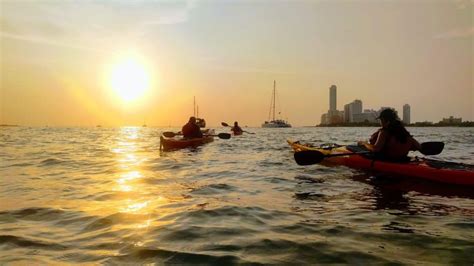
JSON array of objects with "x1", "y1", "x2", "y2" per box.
[{"x1": 1, "y1": 126, "x2": 473, "y2": 264}]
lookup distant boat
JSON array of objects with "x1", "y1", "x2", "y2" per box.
[
  {"x1": 262, "y1": 80, "x2": 291, "y2": 128},
  {"x1": 194, "y1": 97, "x2": 206, "y2": 128}
]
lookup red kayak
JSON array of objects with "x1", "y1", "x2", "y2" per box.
[
  {"x1": 160, "y1": 135, "x2": 214, "y2": 151},
  {"x1": 289, "y1": 140, "x2": 474, "y2": 186}
]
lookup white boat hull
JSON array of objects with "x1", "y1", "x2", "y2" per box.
[{"x1": 262, "y1": 121, "x2": 292, "y2": 128}]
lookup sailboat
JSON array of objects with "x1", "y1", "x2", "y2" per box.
[
  {"x1": 262, "y1": 80, "x2": 292, "y2": 128},
  {"x1": 194, "y1": 97, "x2": 206, "y2": 128}
]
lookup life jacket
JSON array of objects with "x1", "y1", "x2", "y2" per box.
[
  {"x1": 381, "y1": 133, "x2": 416, "y2": 160},
  {"x1": 231, "y1": 126, "x2": 243, "y2": 134}
]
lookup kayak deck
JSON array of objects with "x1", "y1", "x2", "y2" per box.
[{"x1": 288, "y1": 140, "x2": 474, "y2": 186}]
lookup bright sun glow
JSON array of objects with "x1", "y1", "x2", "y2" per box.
[{"x1": 109, "y1": 58, "x2": 150, "y2": 103}]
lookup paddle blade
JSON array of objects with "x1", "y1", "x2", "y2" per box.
[
  {"x1": 294, "y1": 150, "x2": 325, "y2": 165},
  {"x1": 221, "y1": 122, "x2": 229, "y2": 127},
  {"x1": 162, "y1": 131, "x2": 177, "y2": 138},
  {"x1": 420, "y1": 141, "x2": 444, "y2": 155},
  {"x1": 217, "y1": 133, "x2": 231, "y2": 139}
]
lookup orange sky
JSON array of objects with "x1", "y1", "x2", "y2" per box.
[{"x1": 1, "y1": 0, "x2": 473, "y2": 127}]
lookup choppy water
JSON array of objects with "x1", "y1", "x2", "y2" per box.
[{"x1": 1, "y1": 126, "x2": 473, "y2": 264}]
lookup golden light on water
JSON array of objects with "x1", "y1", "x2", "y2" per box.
[{"x1": 73, "y1": 127, "x2": 175, "y2": 230}]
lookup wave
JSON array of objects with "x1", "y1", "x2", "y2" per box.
[
  {"x1": 107, "y1": 247, "x2": 247, "y2": 264},
  {"x1": 82, "y1": 212, "x2": 150, "y2": 232},
  {"x1": 0, "y1": 207, "x2": 69, "y2": 221},
  {"x1": 39, "y1": 158, "x2": 66, "y2": 166},
  {"x1": 0, "y1": 235, "x2": 66, "y2": 250},
  {"x1": 189, "y1": 183, "x2": 237, "y2": 195}
]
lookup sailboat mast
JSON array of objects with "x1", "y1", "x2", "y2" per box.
[
  {"x1": 273, "y1": 80, "x2": 276, "y2": 121},
  {"x1": 193, "y1": 96, "x2": 196, "y2": 117}
]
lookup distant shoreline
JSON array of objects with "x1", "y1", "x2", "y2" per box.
[
  {"x1": 1, "y1": 124, "x2": 472, "y2": 128},
  {"x1": 315, "y1": 122, "x2": 474, "y2": 127}
]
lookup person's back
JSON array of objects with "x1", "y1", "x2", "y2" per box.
[
  {"x1": 366, "y1": 109, "x2": 420, "y2": 161},
  {"x1": 182, "y1": 117, "x2": 203, "y2": 139},
  {"x1": 378, "y1": 129, "x2": 418, "y2": 160}
]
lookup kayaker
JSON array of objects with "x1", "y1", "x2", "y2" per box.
[
  {"x1": 182, "y1": 117, "x2": 203, "y2": 139},
  {"x1": 361, "y1": 108, "x2": 421, "y2": 160},
  {"x1": 231, "y1": 121, "x2": 243, "y2": 135}
]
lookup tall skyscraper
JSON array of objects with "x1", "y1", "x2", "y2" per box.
[
  {"x1": 329, "y1": 85, "x2": 337, "y2": 111},
  {"x1": 403, "y1": 104, "x2": 411, "y2": 124}
]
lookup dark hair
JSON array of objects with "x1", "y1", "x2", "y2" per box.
[
  {"x1": 378, "y1": 108, "x2": 398, "y2": 121},
  {"x1": 379, "y1": 108, "x2": 411, "y2": 143}
]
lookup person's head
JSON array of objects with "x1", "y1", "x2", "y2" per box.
[
  {"x1": 377, "y1": 108, "x2": 410, "y2": 142},
  {"x1": 189, "y1": 116, "x2": 196, "y2": 124},
  {"x1": 234, "y1": 121, "x2": 239, "y2": 126},
  {"x1": 377, "y1": 108, "x2": 399, "y2": 127}
]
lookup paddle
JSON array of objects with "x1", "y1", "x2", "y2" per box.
[
  {"x1": 162, "y1": 131, "x2": 231, "y2": 139},
  {"x1": 294, "y1": 150, "x2": 370, "y2": 165},
  {"x1": 294, "y1": 141, "x2": 445, "y2": 166},
  {"x1": 420, "y1": 141, "x2": 444, "y2": 156},
  {"x1": 221, "y1": 122, "x2": 255, "y2": 134}
]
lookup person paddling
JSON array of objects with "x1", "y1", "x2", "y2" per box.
[
  {"x1": 182, "y1": 117, "x2": 203, "y2": 139},
  {"x1": 231, "y1": 121, "x2": 243, "y2": 135},
  {"x1": 359, "y1": 108, "x2": 421, "y2": 160}
]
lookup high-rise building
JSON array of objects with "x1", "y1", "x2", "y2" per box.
[
  {"x1": 352, "y1": 100, "x2": 362, "y2": 115},
  {"x1": 343, "y1": 99, "x2": 363, "y2": 122},
  {"x1": 344, "y1": 104, "x2": 351, "y2": 122},
  {"x1": 403, "y1": 104, "x2": 411, "y2": 125},
  {"x1": 329, "y1": 85, "x2": 337, "y2": 111}
]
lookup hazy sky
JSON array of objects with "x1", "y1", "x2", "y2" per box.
[{"x1": 1, "y1": 0, "x2": 472, "y2": 126}]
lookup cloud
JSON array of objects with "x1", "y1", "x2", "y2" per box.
[
  {"x1": 197, "y1": 57, "x2": 302, "y2": 75},
  {"x1": 452, "y1": 0, "x2": 474, "y2": 9},
  {"x1": 0, "y1": 0, "x2": 198, "y2": 51},
  {"x1": 142, "y1": 10, "x2": 190, "y2": 26},
  {"x1": 434, "y1": 27, "x2": 474, "y2": 39},
  {"x1": 0, "y1": 32, "x2": 106, "y2": 53},
  {"x1": 140, "y1": 0, "x2": 197, "y2": 26}
]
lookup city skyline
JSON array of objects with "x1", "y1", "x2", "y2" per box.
[
  {"x1": 320, "y1": 85, "x2": 470, "y2": 126},
  {"x1": 1, "y1": 0, "x2": 473, "y2": 127}
]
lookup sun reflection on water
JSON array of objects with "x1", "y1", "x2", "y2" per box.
[
  {"x1": 112, "y1": 128, "x2": 152, "y2": 213},
  {"x1": 85, "y1": 126, "x2": 175, "y2": 231}
]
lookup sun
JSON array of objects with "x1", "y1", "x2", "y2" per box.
[{"x1": 109, "y1": 57, "x2": 150, "y2": 103}]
